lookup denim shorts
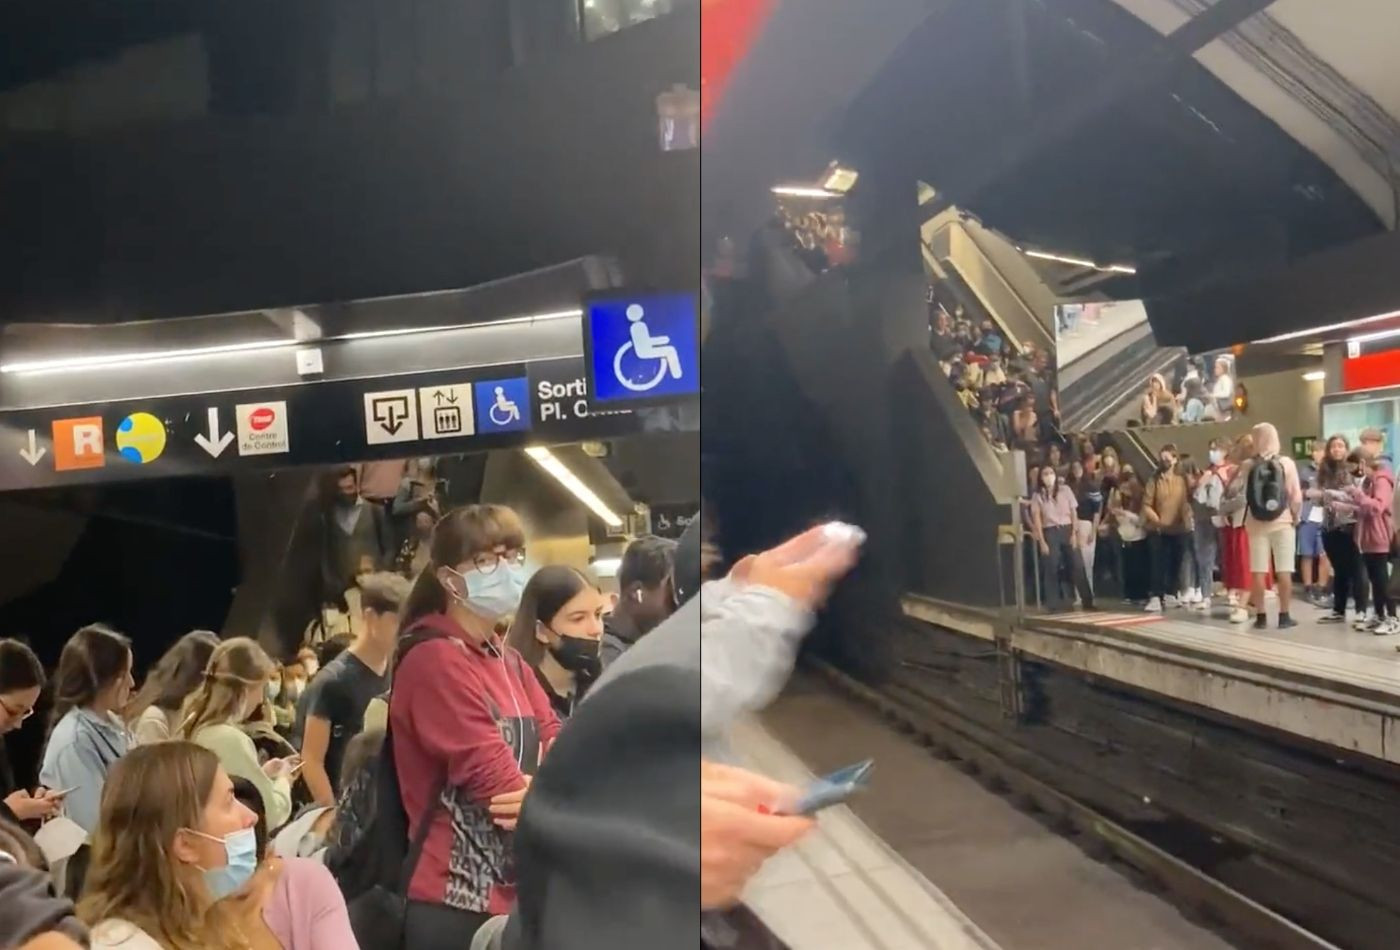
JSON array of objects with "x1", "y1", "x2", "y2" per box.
[{"x1": 1298, "y1": 520, "x2": 1323, "y2": 559}]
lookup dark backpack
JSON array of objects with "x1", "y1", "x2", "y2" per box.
[
  {"x1": 1247, "y1": 457, "x2": 1287, "y2": 522},
  {"x1": 326, "y1": 630, "x2": 446, "y2": 948}
]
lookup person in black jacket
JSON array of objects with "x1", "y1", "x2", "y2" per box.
[{"x1": 1, "y1": 640, "x2": 61, "y2": 826}]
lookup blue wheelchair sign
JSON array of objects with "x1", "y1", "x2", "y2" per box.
[{"x1": 584, "y1": 292, "x2": 699, "y2": 405}]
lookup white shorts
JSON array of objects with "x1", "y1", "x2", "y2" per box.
[{"x1": 1247, "y1": 521, "x2": 1296, "y2": 575}]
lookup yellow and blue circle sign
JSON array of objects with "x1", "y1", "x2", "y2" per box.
[{"x1": 115, "y1": 412, "x2": 167, "y2": 464}]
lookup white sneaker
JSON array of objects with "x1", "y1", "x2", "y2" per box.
[
  {"x1": 1193, "y1": 596, "x2": 1211, "y2": 612},
  {"x1": 1376, "y1": 619, "x2": 1400, "y2": 637},
  {"x1": 1145, "y1": 598, "x2": 1163, "y2": 614},
  {"x1": 1227, "y1": 592, "x2": 1240, "y2": 607},
  {"x1": 1354, "y1": 613, "x2": 1378, "y2": 631},
  {"x1": 1163, "y1": 595, "x2": 1180, "y2": 609},
  {"x1": 1229, "y1": 606, "x2": 1250, "y2": 624}
]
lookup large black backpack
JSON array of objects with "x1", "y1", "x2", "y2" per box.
[
  {"x1": 1247, "y1": 457, "x2": 1287, "y2": 522},
  {"x1": 326, "y1": 630, "x2": 446, "y2": 948}
]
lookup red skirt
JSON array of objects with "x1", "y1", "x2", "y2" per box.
[{"x1": 1220, "y1": 523, "x2": 1272, "y2": 591}]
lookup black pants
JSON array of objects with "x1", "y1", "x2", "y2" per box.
[
  {"x1": 1322, "y1": 528, "x2": 1367, "y2": 614},
  {"x1": 1094, "y1": 535, "x2": 1122, "y2": 600},
  {"x1": 1041, "y1": 524, "x2": 1093, "y2": 610},
  {"x1": 1150, "y1": 533, "x2": 1187, "y2": 600},
  {"x1": 1122, "y1": 540, "x2": 1151, "y2": 602},
  {"x1": 1364, "y1": 553, "x2": 1393, "y2": 620},
  {"x1": 404, "y1": 901, "x2": 492, "y2": 950}
]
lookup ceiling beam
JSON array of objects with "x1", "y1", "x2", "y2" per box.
[{"x1": 926, "y1": 0, "x2": 1277, "y2": 226}]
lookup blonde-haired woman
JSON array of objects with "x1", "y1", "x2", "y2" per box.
[
  {"x1": 178, "y1": 638, "x2": 295, "y2": 832},
  {"x1": 80, "y1": 742, "x2": 357, "y2": 950}
]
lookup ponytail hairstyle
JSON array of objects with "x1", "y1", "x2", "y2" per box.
[
  {"x1": 124, "y1": 630, "x2": 220, "y2": 724},
  {"x1": 400, "y1": 504, "x2": 526, "y2": 631},
  {"x1": 49, "y1": 624, "x2": 132, "y2": 733},
  {"x1": 176, "y1": 638, "x2": 274, "y2": 739}
]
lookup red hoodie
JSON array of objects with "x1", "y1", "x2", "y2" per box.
[{"x1": 391, "y1": 613, "x2": 562, "y2": 914}]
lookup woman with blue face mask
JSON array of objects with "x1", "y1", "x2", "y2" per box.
[
  {"x1": 78, "y1": 741, "x2": 358, "y2": 950},
  {"x1": 391, "y1": 505, "x2": 563, "y2": 950}
]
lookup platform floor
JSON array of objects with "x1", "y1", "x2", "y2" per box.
[
  {"x1": 1055, "y1": 597, "x2": 1400, "y2": 701},
  {"x1": 732, "y1": 718, "x2": 1001, "y2": 950}
]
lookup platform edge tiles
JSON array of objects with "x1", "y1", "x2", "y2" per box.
[
  {"x1": 901, "y1": 596, "x2": 1400, "y2": 765},
  {"x1": 732, "y1": 717, "x2": 1003, "y2": 950}
]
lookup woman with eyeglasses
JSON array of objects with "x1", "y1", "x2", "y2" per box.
[
  {"x1": 1, "y1": 640, "x2": 64, "y2": 825},
  {"x1": 392, "y1": 505, "x2": 562, "y2": 949}
]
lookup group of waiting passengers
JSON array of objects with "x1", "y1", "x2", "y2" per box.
[
  {"x1": 1, "y1": 500, "x2": 857, "y2": 950},
  {"x1": 1024, "y1": 424, "x2": 1398, "y2": 635}
]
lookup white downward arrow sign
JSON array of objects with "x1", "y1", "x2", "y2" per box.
[
  {"x1": 194, "y1": 408, "x2": 235, "y2": 457},
  {"x1": 18, "y1": 429, "x2": 45, "y2": 466}
]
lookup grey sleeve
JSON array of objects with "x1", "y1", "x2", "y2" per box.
[
  {"x1": 0, "y1": 863, "x2": 89, "y2": 948},
  {"x1": 698, "y1": 578, "x2": 814, "y2": 744}
]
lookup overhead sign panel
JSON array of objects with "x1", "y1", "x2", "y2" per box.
[{"x1": 0, "y1": 357, "x2": 690, "y2": 493}]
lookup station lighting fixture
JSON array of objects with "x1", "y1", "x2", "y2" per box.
[
  {"x1": 770, "y1": 185, "x2": 840, "y2": 199},
  {"x1": 1021, "y1": 248, "x2": 1137, "y2": 275},
  {"x1": 523, "y1": 446, "x2": 624, "y2": 528},
  {"x1": 0, "y1": 308, "x2": 584, "y2": 377},
  {"x1": 1345, "y1": 325, "x2": 1400, "y2": 348},
  {"x1": 1252, "y1": 308, "x2": 1400, "y2": 346},
  {"x1": 591, "y1": 557, "x2": 622, "y2": 578},
  {"x1": 820, "y1": 165, "x2": 859, "y2": 194},
  {"x1": 1302, "y1": 371, "x2": 1326, "y2": 382}
]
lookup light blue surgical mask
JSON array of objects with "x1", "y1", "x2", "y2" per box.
[
  {"x1": 445, "y1": 563, "x2": 528, "y2": 620},
  {"x1": 190, "y1": 826, "x2": 259, "y2": 900}
]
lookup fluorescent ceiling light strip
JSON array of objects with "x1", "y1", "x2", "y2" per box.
[
  {"x1": 1023, "y1": 248, "x2": 1137, "y2": 275},
  {"x1": 1347, "y1": 326, "x2": 1400, "y2": 346},
  {"x1": 336, "y1": 309, "x2": 582, "y2": 341},
  {"x1": 1302, "y1": 371, "x2": 1326, "y2": 381},
  {"x1": 770, "y1": 185, "x2": 839, "y2": 198},
  {"x1": 591, "y1": 557, "x2": 622, "y2": 578},
  {"x1": 0, "y1": 307, "x2": 585, "y2": 375},
  {"x1": 524, "y1": 446, "x2": 623, "y2": 527},
  {"x1": 0, "y1": 338, "x2": 297, "y2": 375},
  {"x1": 1253, "y1": 308, "x2": 1400, "y2": 345}
]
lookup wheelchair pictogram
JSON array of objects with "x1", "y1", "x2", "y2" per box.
[{"x1": 612, "y1": 304, "x2": 683, "y2": 393}]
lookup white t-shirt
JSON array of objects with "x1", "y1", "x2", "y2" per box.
[{"x1": 92, "y1": 919, "x2": 164, "y2": 950}]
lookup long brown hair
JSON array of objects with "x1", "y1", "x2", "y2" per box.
[
  {"x1": 77, "y1": 742, "x2": 245, "y2": 950},
  {"x1": 125, "y1": 630, "x2": 220, "y2": 724},
  {"x1": 504, "y1": 566, "x2": 594, "y2": 670},
  {"x1": 176, "y1": 638, "x2": 274, "y2": 739},
  {"x1": 400, "y1": 504, "x2": 526, "y2": 630},
  {"x1": 49, "y1": 624, "x2": 131, "y2": 732}
]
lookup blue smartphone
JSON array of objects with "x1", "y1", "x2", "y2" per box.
[{"x1": 785, "y1": 760, "x2": 874, "y2": 816}]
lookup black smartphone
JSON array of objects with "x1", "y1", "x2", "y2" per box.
[{"x1": 784, "y1": 759, "x2": 874, "y2": 816}]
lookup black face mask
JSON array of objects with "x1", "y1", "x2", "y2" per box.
[
  {"x1": 1159, "y1": 458, "x2": 1174, "y2": 472},
  {"x1": 550, "y1": 634, "x2": 601, "y2": 676}
]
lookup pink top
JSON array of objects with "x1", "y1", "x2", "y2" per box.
[
  {"x1": 261, "y1": 857, "x2": 360, "y2": 950},
  {"x1": 1031, "y1": 485, "x2": 1077, "y2": 529},
  {"x1": 1350, "y1": 469, "x2": 1395, "y2": 554}
]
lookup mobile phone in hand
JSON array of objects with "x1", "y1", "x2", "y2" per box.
[{"x1": 779, "y1": 760, "x2": 874, "y2": 816}]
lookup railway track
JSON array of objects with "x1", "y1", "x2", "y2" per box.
[{"x1": 805, "y1": 659, "x2": 1341, "y2": 950}]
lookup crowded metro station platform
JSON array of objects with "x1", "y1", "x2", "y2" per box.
[{"x1": 9, "y1": 0, "x2": 1400, "y2": 947}]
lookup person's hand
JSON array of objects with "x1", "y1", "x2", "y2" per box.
[
  {"x1": 488, "y1": 776, "x2": 532, "y2": 831},
  {"x1": 5, "y1": 789, "x2": 60, "y2": 822},
  {"x1": 701, "y1": 761, "x2": 812, "y2": 908},
  {"x1": 729, "y1": 525, "x2": 862, "y2": 611},
  {"x1": 1038, "y1": 540, "x2": 1050, "y2": 557}
]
